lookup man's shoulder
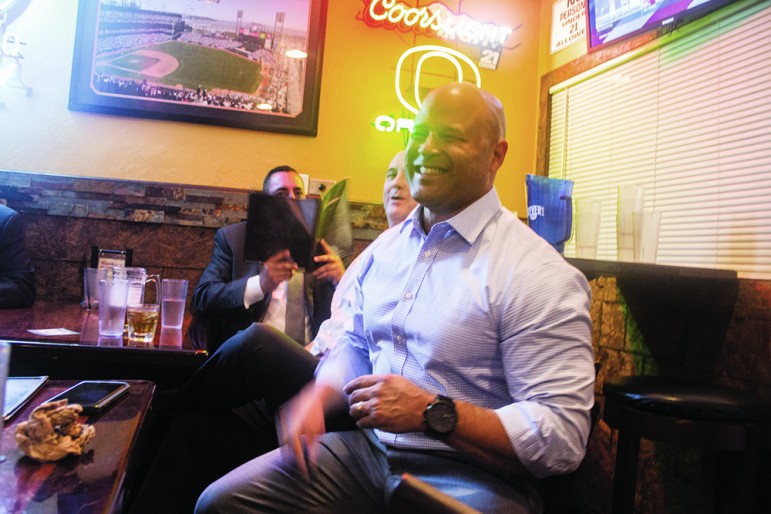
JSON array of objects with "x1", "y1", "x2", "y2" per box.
[
  {"x1": 0, "y1": 204, "x2": 17, "y2": 223},
  {"x1": 217, "y1": 221, "x2": 247, "y2": 240},
  {"x1": 488, "y1": 211, "x2": 586, "y2": 279}
]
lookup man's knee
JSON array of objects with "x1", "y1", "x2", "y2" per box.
[
  {"x1": 217, "y1": 323, "x2": 283, "y2": 359},
  {"x1": 194, "y1": 484, "x2": 225, "y2": 514}
]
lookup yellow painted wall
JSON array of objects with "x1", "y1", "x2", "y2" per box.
[{"x1": 0, "y1": 1, "x2": 543, "y2": 213}]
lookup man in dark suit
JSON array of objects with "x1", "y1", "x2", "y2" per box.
[
  {"x1": 190, "y1": 165, "x2": 344, "y2": 351},
  {"x1": 0, "y1": 204, "x2": 35, "y2": 308},
  {"x1": 129, "y1": 155, "x2": 417, "y2": 514}
]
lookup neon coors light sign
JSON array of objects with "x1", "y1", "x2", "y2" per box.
[
  {"x1": 365, "y1": 1, "x2": 508, "y2": 133},
  {"x1": 362, "y1": 0, "x2": 513, "y2": 51},
  {"x1": 375, "y1": 45, "x2": 482, "y2": 133}
]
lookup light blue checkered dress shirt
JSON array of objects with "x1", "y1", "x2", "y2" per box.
[{"x1": 316, "y1": 188, "x2": 595, "y2": 478}]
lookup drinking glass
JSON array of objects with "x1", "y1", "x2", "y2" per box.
[
  {"x1": 633, "y1": 211, "x2": 662, "y2": 263},
  {"x1": 114, "y1": 267, "x2": 161, "y2": 306},
  {"x1": 159, "y1": 327, "x2": 183, "y2": 347},
  {"x1": 161, "y1": 279, "x2": 188, "y2": 329},
  {"x1": 525, "y1": 174, "x2": 574, "y2": 254},
  {"x1": 82, "y1": 268, "x2": 100, "y2": 310},
  {"x1": 127, "y1": 304, "x2": 160, "y2": 346},
  {"x1": 575, "y1": 199, "x2": 601, "y2": 259},
  {"x1": 617, "y1": 186, "x2": 644, "y2": 261},
  {"x1": 98, "y1": 278, "x2": 129, "y2": 337},
  {"x1": 126, "y1": 271, "x2": 161, "y2": 346},
  {"x1": 0, "y1": 341, "x2": 9, "y2": 462}
]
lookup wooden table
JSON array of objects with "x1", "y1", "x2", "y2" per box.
[
  {"x1": 0, "y1": 301, "x2": 208, "y2": 389},
  {"x1": 0, "y1": 380, "x2": 155, "y2": 514}
]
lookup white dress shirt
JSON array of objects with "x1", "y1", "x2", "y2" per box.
[{"x1": 244, "y1": 275, "x2": 311, "y2": 344}]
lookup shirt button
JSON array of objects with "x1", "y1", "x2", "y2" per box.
[
  {"x1": 423, "y1": 250, "x2": 432, "y2": 258},
  {"x1": 404, "y1": 291, "x2": 413, "y2": 299}
]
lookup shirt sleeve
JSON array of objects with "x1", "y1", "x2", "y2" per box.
[
  {"x1": 309, "y1": 256, "x2": 360, "y2": 356},
  {"x1": 192, "y1": 228, "x2": 259, "y2": 315},
  {"x1": 314, "y1": 253, "x2": 373, "y2": 392},
  {"x1": 243, "y1": 274, "x2": 265, "y2": 309},
  {"x1": 496, "y1": 261, "x2": 595, "y2": 478}
]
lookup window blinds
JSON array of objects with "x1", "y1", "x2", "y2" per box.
[{"x1": 548, "y1": 1, "x2": 771, "y2": 279}]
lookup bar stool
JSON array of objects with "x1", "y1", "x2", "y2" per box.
[{"x1": 603, "y1": 375, "x2": 771, "y2": 514}]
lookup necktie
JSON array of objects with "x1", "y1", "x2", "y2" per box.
[{"x1": 285, "y1": 272, "x2": 306, "y2": 344}]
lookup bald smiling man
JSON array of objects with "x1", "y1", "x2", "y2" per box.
[{"x1": 196, "y1": 83, "x2": 595, "y2": 514}]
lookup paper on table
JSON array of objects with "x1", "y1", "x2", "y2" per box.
[{"x1": 27, "y1": 328, "x2": 80, "y2": 336}]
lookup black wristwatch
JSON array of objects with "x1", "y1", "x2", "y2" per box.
[{"x1": 423, "y1": 395, "x2": 457, "y2": 439}]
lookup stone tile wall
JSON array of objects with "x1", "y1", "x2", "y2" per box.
[{"x1": 0, "y1": 169, "x2": 386, "y2": 302}]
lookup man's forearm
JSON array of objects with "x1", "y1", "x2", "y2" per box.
[{"x1": 443, "y1": 400, "x2": 527, "y2": 475}]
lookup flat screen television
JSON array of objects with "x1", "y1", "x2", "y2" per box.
[{"x1": 586, "y1": 0, "x2": 739, "y2": 51}]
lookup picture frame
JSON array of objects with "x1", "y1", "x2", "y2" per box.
[{"x1": 69, "y1": 1, "x2": 328, "y2": 136}]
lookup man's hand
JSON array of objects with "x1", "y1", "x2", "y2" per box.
[
  {"x1": 345, "y1": 375, "x2": 526, "y2": 475},
  {"x1": 312, "y1": 239, "x2": 345, "y2": 286},
  {"x1": 278, "y1": 383, "x2": 340, "y2": 479},
  {"x1": 343, "y1": 374, "x2": 434, "y2": 432},
  {"x1": 259, "y1": 250, "x2": 298, "y2": 295}
]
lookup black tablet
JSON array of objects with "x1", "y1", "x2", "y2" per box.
[{"x1": 4, "y1": 376, "x2": 49, "y2": 421}]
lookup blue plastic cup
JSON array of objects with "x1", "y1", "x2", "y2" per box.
[{"x1": 526, "y1": 174, "x2": 574, "y2": 253}]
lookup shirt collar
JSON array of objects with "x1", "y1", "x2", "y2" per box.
[{"x1": 403, "y1": 188, "x2": 503, "y2": 244}]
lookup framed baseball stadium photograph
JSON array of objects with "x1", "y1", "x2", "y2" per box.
[{"x1": 69, "y1": 0, "x2": 328, "y2": 136}]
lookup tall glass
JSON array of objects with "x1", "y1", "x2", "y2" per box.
[
  {"x1": 161, "y1": 279, "x2": 188, "y2": 329},
  {"x1": 633, "y1": 210, "x2": 662, "y2": 263},
  {"x1": 0, "y1": 341, "x2": 11, "y2": 462},
  {"x1": 526, "y1": 174, "x2": 574, "y2": 253},
  {"x1": 576, "y1": 199, "x2": 602, "y2": 259},
  {"x1": 98, "y1": 278, "x2": 129, "y2": 337},
  {"x1": 617, "y1": 186, "x2": 644, "y2": 261}
]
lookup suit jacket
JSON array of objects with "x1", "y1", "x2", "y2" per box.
[
  {"x1": 0, "y1": 205, "x2": 35, "y2": 308},
  {"x1": 190, "y1": 222, "x2": 334, "y2": 351}
]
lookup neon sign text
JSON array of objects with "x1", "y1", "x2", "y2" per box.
[
  {"x1": 365, "y1": 0, "x2": 442, "y2": 34},
  {"x1": 373, "y1": 45, "x2": 483, "y2": 133},
  {"x1": 374, "y1": 115, "x2": 415, "y2": 133},
  {"x1": 362, "y1": 0, "x2": 512, "y2": 49}
]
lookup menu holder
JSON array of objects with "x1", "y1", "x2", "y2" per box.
[
  {"x1": 244, "y1": 193, "x2": 321, "y2": 270},
  {"x1": 4, "y1": 376, "x2": 49, "y2": 421},
  {"x1": 90, "y1": 246, "x2": 133, "y2": 269}
]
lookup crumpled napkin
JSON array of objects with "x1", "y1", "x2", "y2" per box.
[{"x1": 15, "y1": 399, "x2": 95, "y2": 462}]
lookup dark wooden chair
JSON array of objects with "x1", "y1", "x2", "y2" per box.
[{"x1": 603, "y1": 375, "x2": 771, "y2": 514}]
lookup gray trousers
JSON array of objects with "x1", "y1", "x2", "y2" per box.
[{"x1": 195, "y1": 429, "x2": 542, "y2": 513}]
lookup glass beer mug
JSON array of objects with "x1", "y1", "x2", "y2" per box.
[
  {"x1": 114, "y1": 267, "x2": 161, "y2": 346},
  {"x1": 114, "y1": 267, "x2": 159, "y2": 306}
]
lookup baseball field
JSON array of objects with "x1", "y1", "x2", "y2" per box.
[{"x1": 94, "y1": 40, "x2": 263, "y2": 94}]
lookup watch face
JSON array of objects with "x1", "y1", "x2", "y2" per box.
[{"x1": 427, "y1": 400, "x2": 456, "y2": 433}]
